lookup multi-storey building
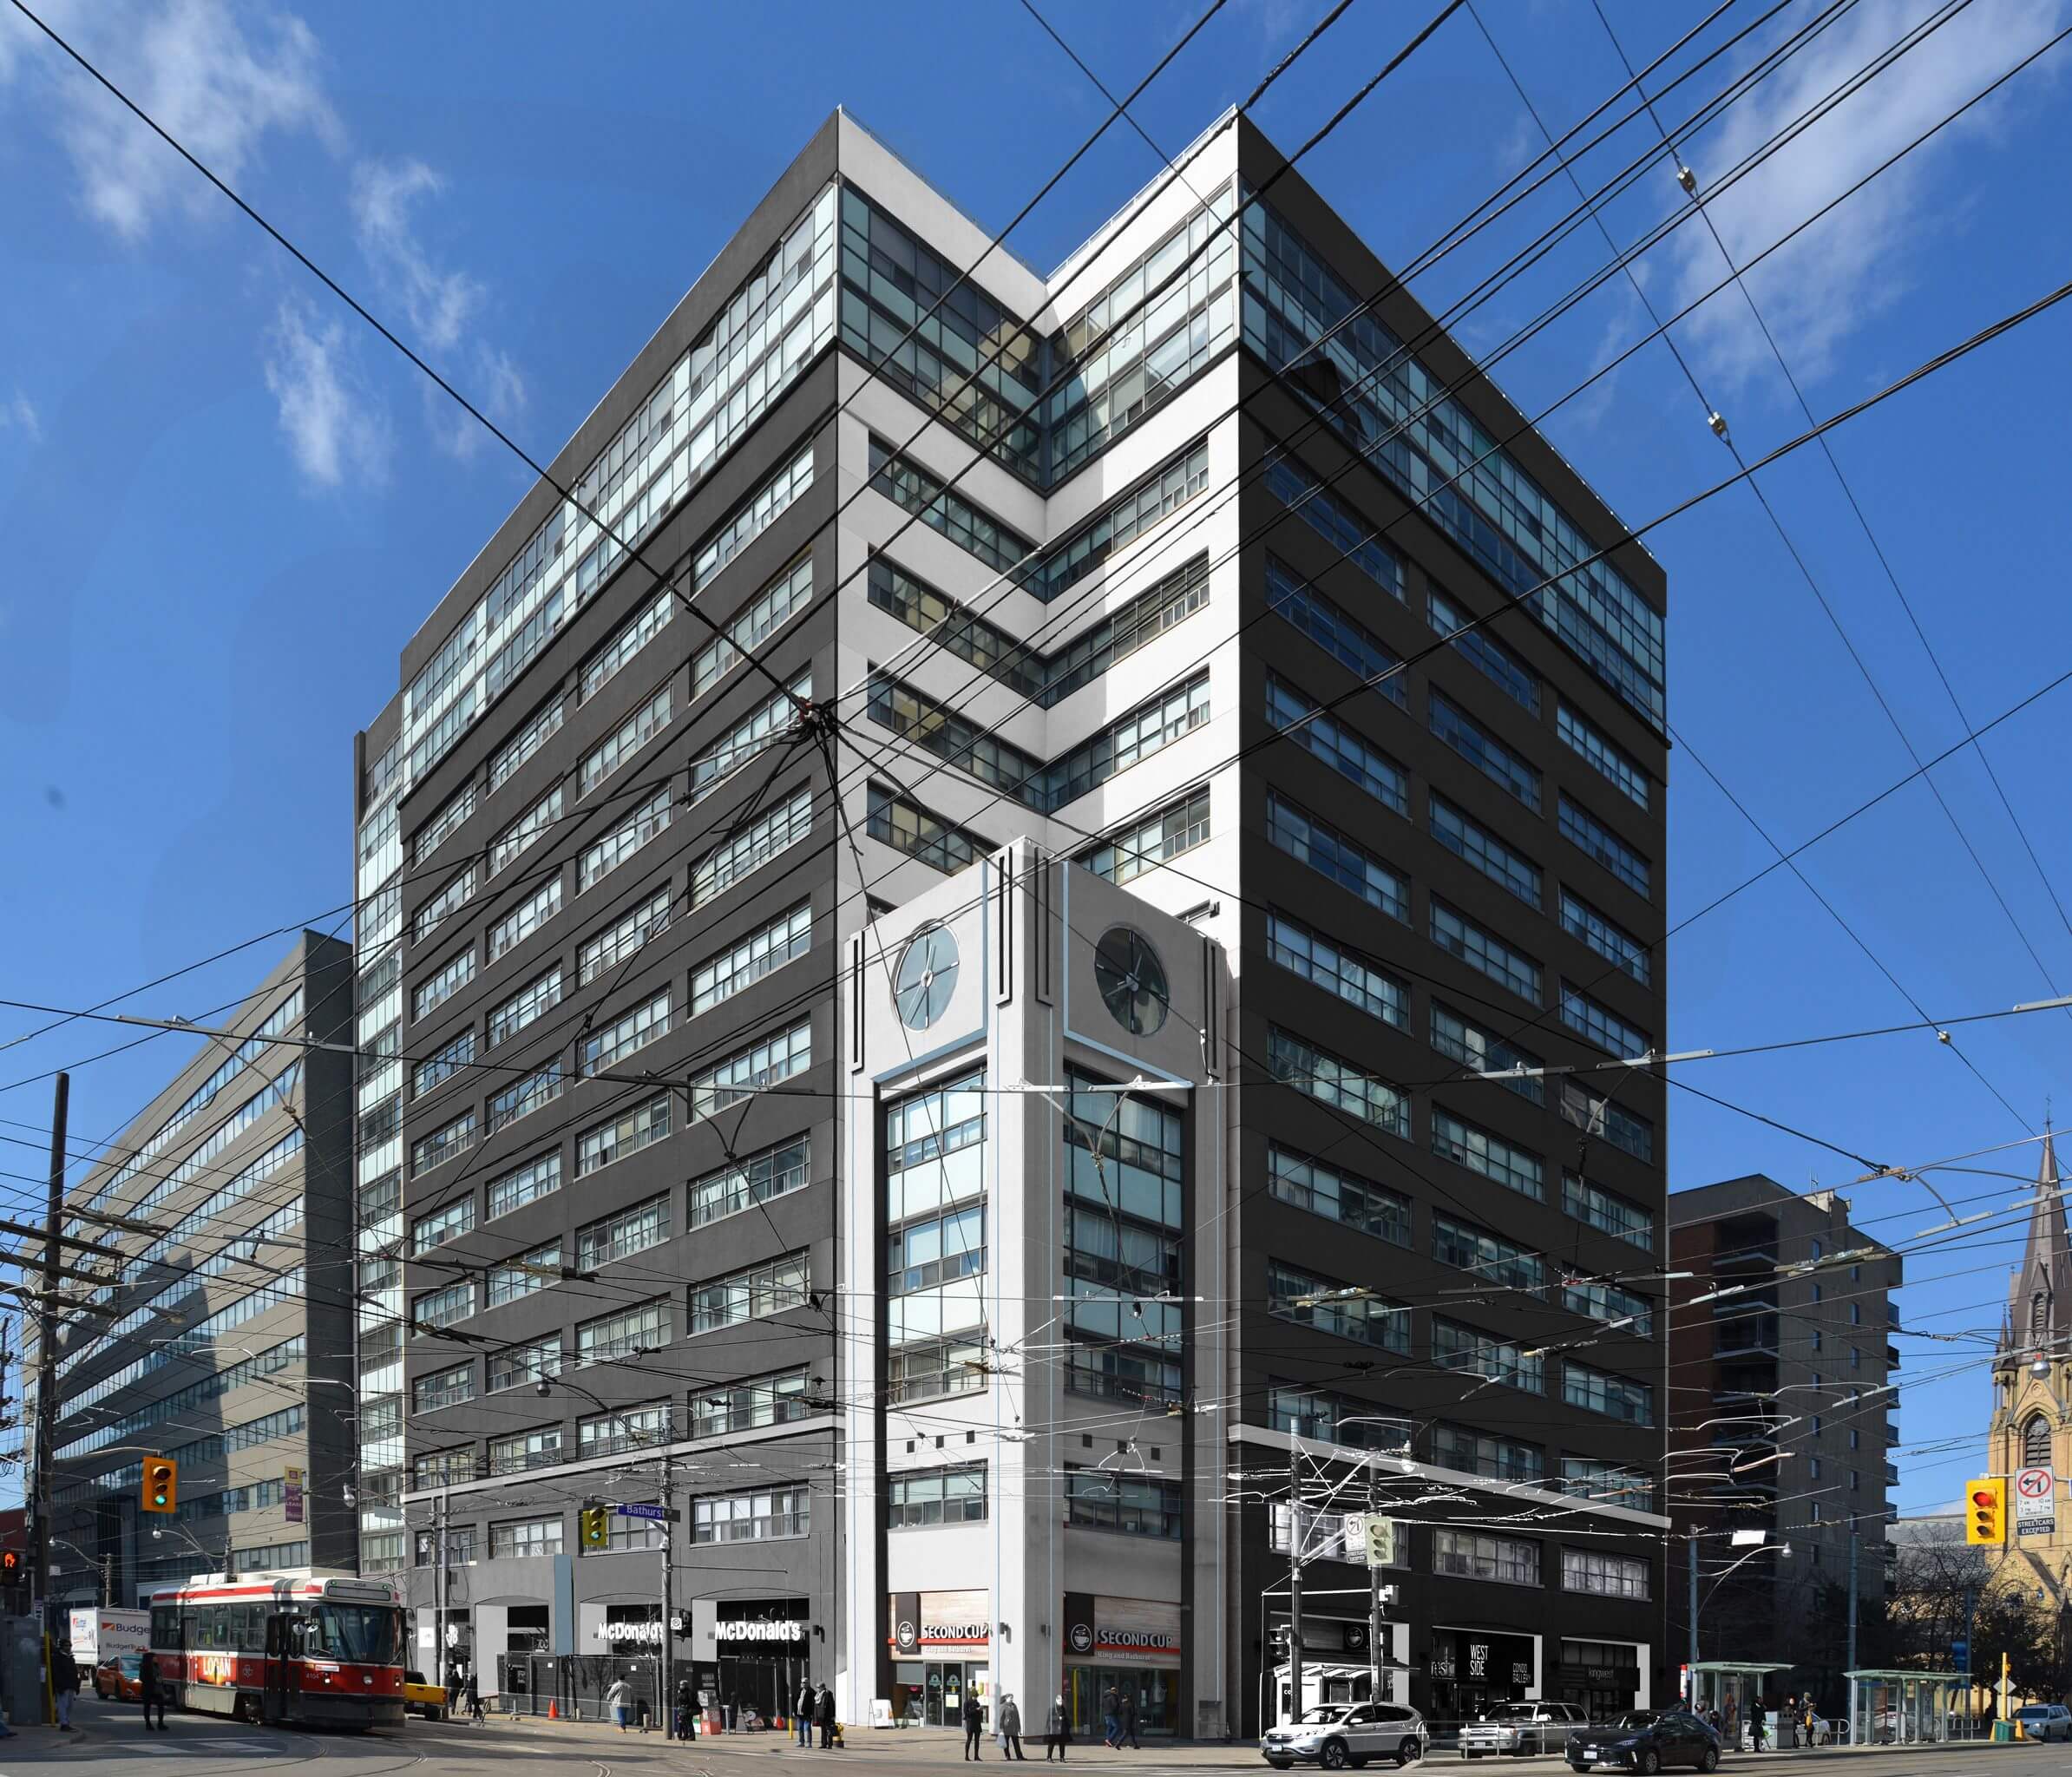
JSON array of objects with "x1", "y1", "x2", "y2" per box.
[
  {"x1": 1669, "y1": 1175, "x2": 1903, "y2": 1693},
  {"x1": 38, "y1": 934, "x2": 357, "y2": 1609},
  {"x1": 351, "y1": 107, "x2": 1670, "y2": 1730}
]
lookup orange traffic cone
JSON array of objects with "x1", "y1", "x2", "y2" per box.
[{"x1": 548, "y1": 1699, "x2": 559, "y2": 1721}]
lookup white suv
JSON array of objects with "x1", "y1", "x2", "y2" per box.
[
  {"x1": 2015, "y1": 1704, "x2": 2072, "y2": 1743},
  {"x1": 1462, "y1": 1702, "x2": 1590, "y2": 1757},
  {"x1": 1263, "y1": 1703, "x2": 1426, "y2": 1768}
]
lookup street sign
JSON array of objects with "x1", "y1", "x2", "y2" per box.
[
  {"x1": 2016, "y1": 1466, "x2": 2055, "y2": 1538},
  {"x1": 285, "y1": 1467, "x2": 305, "y2": 1526},
  {"x1": 1341, "y1": 1514, "x2": 1398, "y2": 1567},
  {"x1": 614, "y1": 1503, "x2": 681, "y2": 1523}
]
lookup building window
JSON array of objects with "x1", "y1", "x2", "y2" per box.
[
  {"x1": 587, "y1": 1518, "x2": 666, "y2": 1555},
  {"x1": 1268, "y1": 911, "x2": 1406, "y2": 1028},
  {"x1": 2026, "y1": 1414, "x2": 2052, "y2": 1468},
  {"x1": 576, "y1": 1093, "x2": 673, "y2": 1177},
  {"x1": 1557, "y1": 704, "x2": 1650, "y2": 810},
  {"x1": 1079, "y1": 786, "x2": 1211, "y2": 884},
  {"x1": 691, "y1": 1368, "x2": 812, "y2": 1438},
  {"x1": 1433, "y1": 1529, "x2": 1540, "y2": 1585},
  {"x1": 1265, "y1": 673, "x2": 1407, "y2": 816},
  {"x1": 1557, "y1": 1459, "x2": 1654, "y2": 1511},
  {"x1": 691, "y1": 1133, "x2": 810, "y2": 1227},
  {"x1": 1558, "y1": 796, "x2": 1651, "y2": 898},
  {"x1": 579, "y1": 991, "x2": 673, "y2": 1075},
  {"x1": 1564, "y1": 1173, "x2": 1656, "y2": 1249},
  {"x1": 413, "y1": 1448, "x2": 475, "y2": 1489},
  {"x1": 1428, "y1": 691, "x2": 1539, "y2": 809},
  {"x1": 1430, "y1": 586, "x2": 1538, "y2": 711},
  {"x1": 689, "y1": 674, "x2": 811, "y2": 806},
  {"x1": 1267, "y1": 1144, "x2": 1410, "y2": 1246},
  {"x1": 888, "y1": 1205, "x2": 986, "y2": 1296},
  {"x1": 486, "y1": 1334, "x2": 561, "y2": 1393},
  {"x1": 490, "y1": 1518, "x2": 563, "y2": 1560},
  {"x1": 416, "y1": 1525, "x2": 476, "y2": 1567},
  {"x1": 694, "y1": 552, "x2": 815, "y2": 698},
  {"x1": 1268, "y1": 1026, "x2": 1409, "y2": 1138},
  {"x1": 1562, "y1": 1549, "x2": 1649, "y2": 1598},
  {"x1": 411, "y1": 1113, "x2": 475, "y2": 1178},
  {"x1": 581, "y1": 587, "x2": 674, "y2": 703},
  {"x1": 580, "y1": 788, "x2": 672, "y2": 891},
  {"x1": 1064, "y1": 1469, "x2": 1181, "y2": 1539},
  {"x1": 490, "y1": 784, "x2": 563, "y2": 875},
  {"x1": 412, "y1": 867, "x2": 478, "y2": 946},
  {"x1": 867, "y1": 784, "x2": 989, "y2": 874},
  {"x1": 489, "y1": 967, "x2": 565, "y2": 1048},
  {"x1": 1266, "y1": 555, "x2": 1406, "y2": 705},
  {"x1": 1429, "y1": 794, "x2": 1541, "y2": 907},
  {"x1": 486, "y1": 1152, "x2": 561, "y2": 1220},
  {"x1": 1265, "y1": 454, "x2": 1402, "y2": 595},
  {"x1": 1432, "y1": 1215, "x2": 1544, "y2": 1292},
  {"x1": 691, "y1": 1253, "x2": 811, "y2": 1334},
  {"x1": 579, "y1": 888, "x2": 673, "y2": 985},
  {"x1": 888, "y1": 1464, "x2": 988, "y2": 1527},
  {"x1": 413, "y1": 784, "x2": 478, "y2": 866},
  {"x1": 1433, "y1": 1424, "x2": 1543, "y2": 1482},
  {"x1": 577, "y1": 1195, "x2": 671, "y2": 1271},
  {"x1": 488, "y1": 695, "x2": 564, "y2": 791},
  {"x1": 1557, "y1": 1081, "x2": 1654, "y2": 1164},
  {"x1": 891, "y1": 1337, "x2": 995, "y2": 1406},
  {"x1": 413, "y1": 948, "x2": 476, "y2": 1022},
  {"x1": 412, "y1": 1282, "x2": 474, "y2": 1331},
  {"x1": 692, "y1": 903, "x2": 812, "y2": 1013},
  {"x1": 1431, "y1": 900, "x2": 1540, "y2": 1003},
  {"x1": 696, "y1": 440, "x2": 816, "y2": 584},
  {"x1": 579, "y1": 1404, "x2": 672, "y2": 1459},
  {"x1": 692, "y1": 1485, "x2": 810, "y2": 1544},
  {"x1": 685, "y1": 1021, "x2": 811, "y2": 1123},
  {"x1": 1564, "y1": 1361, "x2": 1654, "y2": 1425},
  {"x1": 488, "y1": 877, "x2": 563, "y2": 962},
  {"x1": 1266, "y1": 1383, "x2": 1409, "y2": 1452},
  {"x1": 1269, "y1": 1260, "x2": 1407, "y2": 1352},
  {"x1": 577, "y1": 1299, "x2": 671, "y2": 1366},
  {"x1": 1432, "y1": 1319, "x2": 1543, "y2": 1393},
  {"x1": 694, "y1": 786, "x2": 814, "y2": 907},
  {"x1": 1559, "y1": 983, "x2": 1651, "y2": 1058},
  {"x1": 413, "y1": 1363, "x2": 474, "y2": 1413},
  {"x1": 1431, "y1": 1110, "x2": 1543, "y2": 1201},
  {"x1": 1563, "y1": 1273, "x2": 1655, "y2": 1338},
  {"x1": 411, "y1": 1198, "x2": 475, "y2": 1256},
  {"x1": 1559, "y1": 889, "x2": 1650, "y2": 985},
  {"x1": 1266, "y1": 791, "x2": 1406, "y2": 920},
  {"x1": 486, "y1": 1242, "x2": 561, "y2": 1308},
  {"x1": 1429, "y1": 1004, "x2": 1543, "y2": 1105},
  {"x1": 580, "y1": 684, "x2": 676, "y2": 797},
  {"x1": 488, "y1": 1426, "x2": 565, "y2": 1476},
  {"x1": 487, "y1": 1066, "x2": 565, "y2": 1135}
]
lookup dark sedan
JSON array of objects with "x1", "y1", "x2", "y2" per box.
[{"x1": 1568, "y1": 1711, "x2": 1721, "y2": 1774}]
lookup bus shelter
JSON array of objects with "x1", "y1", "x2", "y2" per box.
[
  {"x1": 1842, "y1": 1670, "x2": 1964, "y2": 1746},
  {"x1": 1685, "y1": 1662, "x2": 1792, "y2": 1748}
]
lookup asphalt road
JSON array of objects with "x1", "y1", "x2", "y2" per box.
[{"x1": 5, "y1": 1695, "x2": 2056, "y2": 1777}]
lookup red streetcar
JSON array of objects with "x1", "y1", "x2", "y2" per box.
[{"x1": 147, "y1": 1570, "x2": 406, "y2": 1728}]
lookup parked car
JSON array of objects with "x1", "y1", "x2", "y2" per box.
[
  {"x1": 93, "y1": 1653, "x2": 143, "y2": 1702},
  {"x1": 1567, "y1": 1710, "x2": 1721, "y2": 1774},
  {"x1": 1462, "y1": 1702, "x2": 1589, "y2": 1757},
  {"x1": 2015, "y1": 1704, "x2": 2072, "y2": 1742},
  {"x1": 403, "y1": 1669, "x2": 447, "y2": 1721},
  {"x1": 1262, "y1": 1702, "x2": 1426, "y2": 1768}
]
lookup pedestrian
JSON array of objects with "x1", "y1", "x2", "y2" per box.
[
  {"x1": 605, "y1": 1675, "x2": 633, "y2": 1732},
  {"x1": 1751, "y1": 1701, "x2": 1767, "y2": 1753},
  {"x1": 1102, "y1": 1684, "x2": 1120, "y2": 1749},
  {"x1": 1000, "y1": 1693, "x2": 1027, "y2": 1761},
  {"x1": 676, "y1": 1678, "x2": 696, "y2": 1741},
  {"x1": 638, "y1": 1686, "x2": 653, "y2": 1734},
  {"x1": 798, "y1": 1679, "x2": 816, "y2": 1747},
  {"x1": 1118, "y1": 1686, "x2": 1139, "y2": 1750},
  {"x1": 464, "y1": 1669, "x2": 482, "y2": 1725},
  {"x1": 141, "y1": 1649, "x2": 167, "y2": 1732},
  {"x1": 817, "y1": 1680, "x2": 837, "y2": 1748},
  {"x1": 964, "y1": 1690, "x2": 986, "y2": 1761},
  {"x1": 1803, "y1": 1698, "x2": 1820, "y2": 1748},
  {"x1": 1045, "y1": 1693, "x2": 1070, "y2": 1761},
  {"x1": 52, "y1": 1643, "x2": 77, "y2": 1731}
]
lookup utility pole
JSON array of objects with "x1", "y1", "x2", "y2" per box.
[
  {"x1": 1688, "y1": 1536, "x2": 1699, "y2": 1682},
  {"x1": 1286, "y1": 1441, "x2": 1304, "y2": 1726},
  {"x1": 436, "y1": 1489, "x2": 449, "y2": 1698},
  {"x1": 1840, "y1": 1531, "x2": 1859, "y2": 1745},
  {"x1": 661, "y1": 1448, "x2": 676, "y2": 1741},
  {"x1": 1964, "y1": 1585, "x2": 1977, "y2": 1738},
  {"x1": 32, "y1": 1073, "x2": 66, "y2": 1653}
]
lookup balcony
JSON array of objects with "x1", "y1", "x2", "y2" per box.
[
  {"x1": 1886, "y1": 1424, "x2": 1900, "y2": 1446},
  {"x1": 1885, "y1": 1461, "x2": 1901, "y2": 1487},
  {"x1": 1887, "y1": 1344, "x2": 1903, "y2": 1368},
  {"x1": 1716, "y1": 1316, "x2": 1782, "y2": 1361},
  {"x1": 1888, "y1": 1304, "x2": 1902, "y2": 1330},
  {"x1": 1715, "y1": 1241, "x2": 1780, "y2": 1273}
]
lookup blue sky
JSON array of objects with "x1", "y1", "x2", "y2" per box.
[{"x1": 2, "y1": 0, "x2": 2069, "y2": 1519}]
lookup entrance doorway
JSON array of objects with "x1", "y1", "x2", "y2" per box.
[{"x1": 892, "y1": 1660, "x2": 990, "y2": 1728}]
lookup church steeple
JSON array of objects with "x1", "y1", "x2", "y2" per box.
[{"x1": 2002, "y1": 1130, "x2": 2069, "y2": 1363}]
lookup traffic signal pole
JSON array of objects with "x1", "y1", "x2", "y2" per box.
[
  {"x1": 32, "y1": 1074, "x2": 67, "y2": 1660},
  {"x1": 436, "y1": 1489, "x2": 449, "y2": 1700},
  {"x1": 661, "y1": 1450, "x2": 675, "y2": 1741}
]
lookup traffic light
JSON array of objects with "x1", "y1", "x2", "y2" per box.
[
  {"x1": 143, "y1": 1457, "x2": 178, "y2": 1514},
  {"x1": 0, "y1": 1550, "x2": 20, "y2": 1584},
  {"x1": 1965, "y1": 1477, "x2": 2005, "y2": 1544},
  {"x1": 580, "y1": 1506, "x2": 611, "y2": 1549}
]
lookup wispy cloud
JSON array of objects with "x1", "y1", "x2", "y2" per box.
[
  {"x1": 263, "y1": 297, "x2": 387, "y2": 489},
  {"x1": 351, "y1": 159, "x2": 481, "y2": 352},
  {"x1": 0, "y1": 0, "x2": 339, "y2": 242},
  {"x1": 0, "y1": 391, "x2": 40, "y2": 441},
  {"x1": 1660, "y1": 0, "x2": 2069, "y2": 390}
]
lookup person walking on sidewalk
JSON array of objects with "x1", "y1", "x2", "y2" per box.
[
  {"x1": 1750, "y1": 1701, "x2": 1767, "y2": 1753},
  {"x1": 1000, "y1": 1693, "x2": 1026, "y2": 1761},
  {"x1": 797, "y1": 1680, "x2": 816, "y2": 1746},
  {"x1": 464, "y1": 1670, "x2": 483, "y2": 1724},
  {"x1": 964, "y1": 1692, "x2": 986, "y2": 1760},
  {"x1": 817, "y1": 1682, "x2": 836, "y2": 1748},
  {"x1": 605, "y1": 1675, "x2": 633, "y2": 1732},
  {"x1": 141, "y1": 1650, "x2": 167, "y2": 1731},
  {"x1": 1118, "y1": 1686, "x2": 1139, "y2": 1750},
  {"x1": 1045, "y1": 1694, "x2": 1070, "y2": 1761},
  {"x1": 1101, "y1": 1685, "x2": 1120, "y2": 1748},
  {"x1": 52, "y1": 1643, "x2": 77, "y2": 1731}
]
